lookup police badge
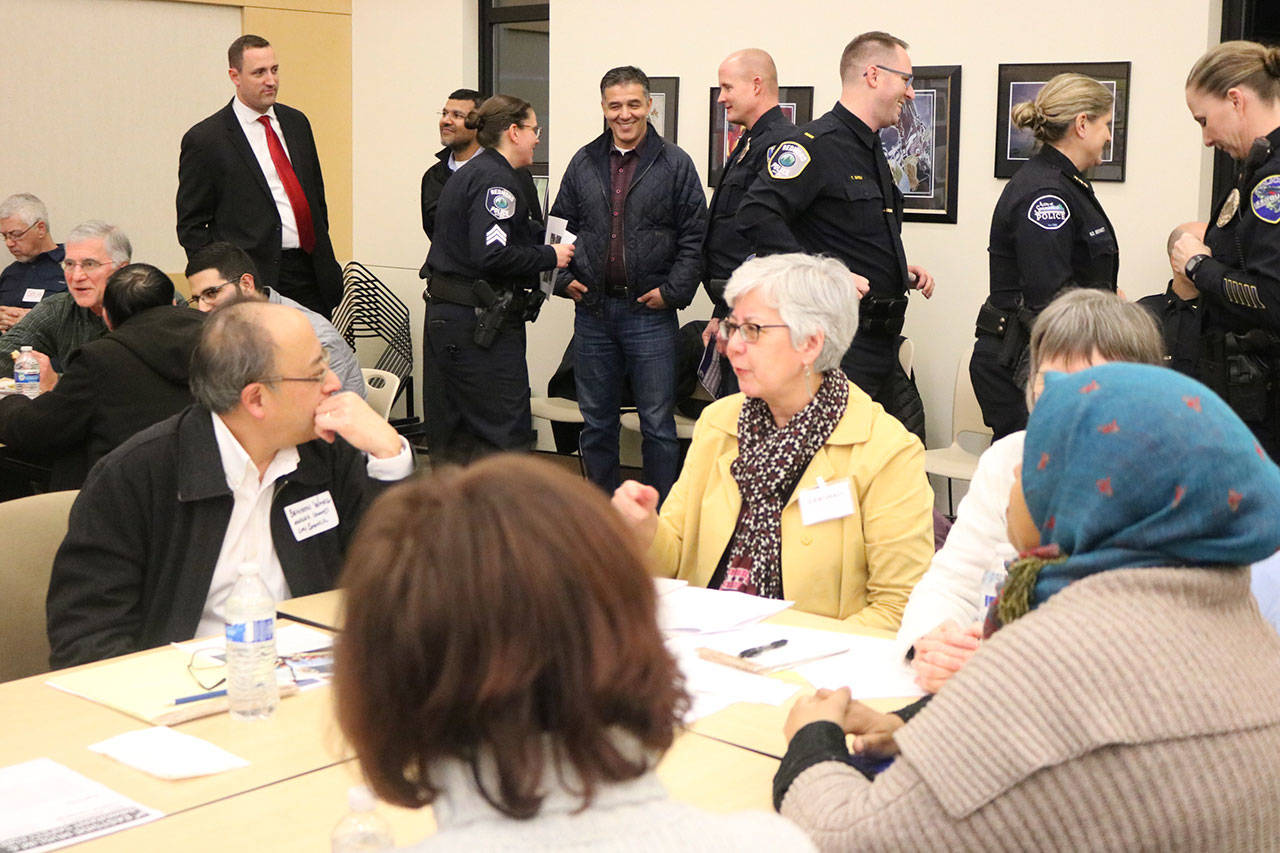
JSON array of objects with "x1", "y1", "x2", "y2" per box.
[
  {"x1": 767, "y1": 142, "x2": 811, "y2": 180},
  {"x1": 1217, "y1": 187, "x2": 1240, "y2": 228},
  {"x1": 486, "y1": 187, "x2": 516, "y2": 220}
]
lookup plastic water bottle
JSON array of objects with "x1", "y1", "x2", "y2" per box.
[
  {"x1": 14, "y1": 347, "x2": 39, "y2": 399},
  {"x1": 977, "y1": 567, "x2": 1007, "y2": 623},
  {"x1": 331, "y1": 786, "x2": 393, "y2": 852},
  {"x1": 224, "y1": 562, "x2": 278, "y2": 720}
]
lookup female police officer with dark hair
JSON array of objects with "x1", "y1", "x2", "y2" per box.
[
  {"x1": 970, "y1": 73, "x2": 1118, "y2": 439},
  {"x1": 425, "y1": 95, "x2": 574, "y2": 463},
  {"x1": 1172, "y1": 40, "x2": 1280, "y2": 457}
]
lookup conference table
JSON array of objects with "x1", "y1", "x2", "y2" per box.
[{"x1": 0, "y1": 591, "x2": 912, "y2": 850}]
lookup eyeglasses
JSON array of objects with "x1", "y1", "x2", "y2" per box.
[
  {"x1": 256, "y1": 352, "x2": 331, "y2": 385},
  {"x1": 519, "y1": 123, "x2": 542, "y2": 140},
  {"x1": 62, "y1": 258, "x2": 113, "y2": 273},
  {"x1": 186, "y1": 281, "x2": 235, "y2": 307},
  {"x1": 865, "y1": 64, "x2": 914, "y2": 87},
  {"x1": 187, "y1": 647, "x2": 301, "y2": 691},
  {"x1": 440, "y1": 109, "x2": 469, "y2": 121},
  {"x1": 717, "y1": 319, "x2": 789, "y2": 344},
  {"x1": 0, "y1": 221, "x2": 38, "y2": 242}
]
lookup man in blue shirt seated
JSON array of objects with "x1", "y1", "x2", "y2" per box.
[
  {"x1": 0, "y1": 193, "x2": 67, "y2": 332},
  {"x1": 46, "y1": 300, "x2": 414, "y2": 668}
]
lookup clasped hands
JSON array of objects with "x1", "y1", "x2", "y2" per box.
[{"x1": 783, "y1": 686, "x2": 905, "y2": 759}]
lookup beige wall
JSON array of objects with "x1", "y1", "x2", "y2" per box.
[{"x1": 354, "y1": 0, "x2": 1225, "y2": 450}]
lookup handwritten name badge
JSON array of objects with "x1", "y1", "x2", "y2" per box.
[
  {"x1": 798, "y1": 477, "x2": 855, "y2": 526},
  {"x1": 22, "y1": 288, "x2": 43, "y2": 304},
  {"x1": 284, "y1": 491, "x2": 339, "y2": 541}
]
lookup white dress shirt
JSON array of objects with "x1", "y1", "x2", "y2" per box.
[
  {"x1": 231, "y1": 96, "x2": 301, "y2": 250},
  {"x1": 195, "y1": 412, "x2": 414, "y2": 638}
]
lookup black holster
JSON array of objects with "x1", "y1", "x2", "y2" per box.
[
  {"x1": 858, "y1": 294, "x2": 908, "y2": 337},
  {"x1": 1202, "y1": 329, "x2": 1280, "y2": 423},
  {"x1": 472, "y1": 280, "x2": 513, "y2": 349}
]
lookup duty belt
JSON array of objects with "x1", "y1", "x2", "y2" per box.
[
  {"x1": 857, "y1": 294, "x2": 908, "y2": 337},
  {"x1": 975, "y1": 298, "x2": 1038, "y2": 370},
  {"x1": 426, "y1": 271, "x2": 497, "y2": 308}
]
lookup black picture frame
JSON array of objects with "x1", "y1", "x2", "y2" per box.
[
  {"x1": 878, "y1": 65, "x2": 961, "y2": 224},
  {"x1": 994, "y1": 61, "x2": 1131, "y2": 182},
  {"x1": 707, "y1": 86, "x2": 814, "y2": 187},
  {"x1": 602, "y1": 76, "x2": 679, "y2": 143}
]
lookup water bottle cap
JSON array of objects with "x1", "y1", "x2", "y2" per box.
[
  {"x1": 237, "y1": 562, "x2": 261, "y2": 576},
  {"x1": 19, "y1": 346, "x2": 31, "y2": 352},
  {"x1": 347, "y1": 785, "x2": 376, "y2": 812}
]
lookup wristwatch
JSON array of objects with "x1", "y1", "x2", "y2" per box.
[{"x1": 1184, "y1": 253, "x2": 1210, "y2": 280}]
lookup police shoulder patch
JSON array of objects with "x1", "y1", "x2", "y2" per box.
[
  {"x1": 485, "y1": 187, "x2": 516, "y2": 220},
  {"x1": 1250, "y1": 175, "x2": 1280, "y2": 224},
  {"x1": 1027, "y1": 194, "x2": 1071, "y2": 231},
  {"x1": 768, "y1": 141, "x2": 811, "y2": 180}
]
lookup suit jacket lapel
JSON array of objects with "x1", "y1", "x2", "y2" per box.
[{"x1": 220, "y1": 99, "x2": 274, "y2": 203}]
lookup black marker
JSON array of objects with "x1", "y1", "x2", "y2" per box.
[{"x1": 738, "y1": 638, "x2": 788, "y2": 659}]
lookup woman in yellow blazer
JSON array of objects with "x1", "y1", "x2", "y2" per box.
[{"x1": 613, "y1": 253, "x2": 933, "y2": 630}]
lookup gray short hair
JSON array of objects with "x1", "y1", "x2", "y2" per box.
[
  {"x1": 0, "y1": 193, "x2": 50, "y2": 231},
  {"x1": 1026, "y1": 288, "x2": 1165, "y2": 408},
  {"x1": 65, "y1": 220, "x2": 131, "y2": 265},
  {"x1": 723, "y1": 253, "x2": 859, "y2": 373},
  {"x1": 190, "y1": 301, "x2": 276, "y2": 413}
]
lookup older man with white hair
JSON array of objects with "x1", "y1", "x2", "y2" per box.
[
  {"x1": 0, "y1": 220, "x2": 129, "y2": 375},
  {"x1": 0, "y1": 193, "x2": 67, "y2": 331}
]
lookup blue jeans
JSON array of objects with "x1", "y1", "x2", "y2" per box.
[{"x1": 574, "y1": 295, "x2": 679, "y2": 501}]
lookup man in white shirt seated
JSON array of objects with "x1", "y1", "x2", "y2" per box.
[{"x1": 47, "y1": 300, "x2": 413, "y2": 668}]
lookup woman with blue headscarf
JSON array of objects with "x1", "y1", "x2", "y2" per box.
[{"x1": 772, "y1": 363, "x2": 1280, "y2": 850}]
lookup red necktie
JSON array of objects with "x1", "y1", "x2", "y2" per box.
[{"x1": 257, "y1": 115, "x2": 315, "y2": 253}]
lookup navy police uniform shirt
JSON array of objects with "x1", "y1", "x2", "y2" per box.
[
  {"x1": 1191, "y1": 125, "x2": 1280, "y2": 335},
  {"x1": 703, "y1": 105, "x2": 795, "y2": 302},
  {"x1": 0, "y1": 244, "x2": 67, "y2": 308},
  {"x1": 738, "y1": 102, "x2": 909, "y2": 300},
  {"x1": 987, "y1": 145, "x2": 1118, "y2": 313},
  {"x1": 426, "y1": 147, "x2": 556, "y2": 288}
]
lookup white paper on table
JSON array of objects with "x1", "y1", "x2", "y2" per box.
[
  {"x1": 682, "y1": 693, "x2": 739, "y2": 724},
  {"x1": 0, "y1": 758, "x2": 163, "y2": 852},
  {"x1": 791, "y1": 634, "x2": 927, "y2": 700},
  {"x1": 658, "y1": 585, "x2": 794, "y2": 634},
  {"x1": 174, "y1": 623, "x2": 334, "y2": 657},
  {"x1": 666, "y1": 635, "x2": 799, "y2": 721},
  {"x1": 88, "y1": 726, "x2": 250, "y2": 780},
  {"x1": 540, "y1": 216, "x2": 577, "y2": 299},
  {"x1": 653, "y1": 577, "x2": 688, "y2": 596},
  {"x1": 690, "y1": 624, "x2": 854, "y2": 673}
]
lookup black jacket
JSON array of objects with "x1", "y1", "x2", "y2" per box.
[
  {"x1": 550, "y1": 127, "x2": 706, "y2": 308},
  {"x1": 986, "y1": 145, "x2": 1118, "y2": 312},
  {"x1": 177, "y1": 100, "x2": 343, "y2": 311},
  {"x1": 0, "y1": 305, "x2": 204, "y2": 489},
  {"x1": 46, "y1": 405, "x2": 395, "y2": 668}
]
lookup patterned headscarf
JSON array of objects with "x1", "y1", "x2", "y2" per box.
[{"x1": 995, "y1": 362, "x2": 1280, "y2": 627}]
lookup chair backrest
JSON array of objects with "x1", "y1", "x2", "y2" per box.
[
  {"x1": 333, "y1": 262, "x2": 414, "y2": 390},
  {"x1": 950, "y1": 357, "x2": 993, "y2": 442},
  {"x1": 362, "y1": 368, "x2": 401, "y2": 420},
  {"x1": 898, "y1": 337, "x2": 915, "y2": 377},
  {"x1": 0, "y1": 490, "x2": 78, "y2": 682}
]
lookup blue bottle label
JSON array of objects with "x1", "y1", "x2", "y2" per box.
[{"x1": 226, "y1": 617, "x2": 275, "y2": 643}]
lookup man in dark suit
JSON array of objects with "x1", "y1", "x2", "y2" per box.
[
  {"x1": 177, "y1": 34, "x2": 342, "y2": 318},
  {"x1": 0, "y1": 263, "x2": 204, "y2": 489}
]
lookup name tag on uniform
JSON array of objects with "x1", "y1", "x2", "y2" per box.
[
  {"x1": 22, "y1": 288, "x2": 43, "y2": 303},
  {"x1": 798, "y1": 477, "x2": 855, "y2": 526},
  {"x1": 284, "y1": 491, "x2": 339, "y2": 541}
]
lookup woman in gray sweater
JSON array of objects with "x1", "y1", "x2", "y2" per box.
[
  {"x1": 333, "y1": 455, "x2": 814, "y2": 851},
  {"x1": 775, "y1": 362, "x2": 1280, "y2": 851}
]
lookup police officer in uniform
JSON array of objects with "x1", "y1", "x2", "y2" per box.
[
  {"x1": 1174, "y1": 41, "x2": 1280, "y2": 457},
  {"x1": 739, "y1": 31, "x2": 933, "y2": 411},
  {"x1": 425, "y1": 95, "x2": 573, "y2": 463},
  {"x1": 972, "y1": 73, "x2": 1118, "y2": 439}
]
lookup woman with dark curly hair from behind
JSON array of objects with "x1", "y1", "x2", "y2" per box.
[{"x1": 334, "y1": 455, "x2": 814, "y2": 851}]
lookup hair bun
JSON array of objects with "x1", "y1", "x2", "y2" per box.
[{"x1": 1266, "y1": 46, "x2": 1280, "y2": 77}]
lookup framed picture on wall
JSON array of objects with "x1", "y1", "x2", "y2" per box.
[
  {"x1": 603, "y1": 76, "x2": 680, "y2": 142},
  {"x1": 994, "y1": 61, "x2": 1131, "y2": 182},
  {"x1": 707, "y1": 85, "x2": 813, "y2": 187},
  {"x1": 878, "y1": 65, "x2": 961, "y2": 223}
]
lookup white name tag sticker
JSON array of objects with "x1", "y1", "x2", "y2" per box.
[
  {"x1": 798, "y1": 477, "x2": 855, "y2": 526},
  {"x1": 21, "y1": 288, "x2": 43, "y2": 304},
  {"x1": 284, "y1": 491, "x2": 339, "y2": 541}
]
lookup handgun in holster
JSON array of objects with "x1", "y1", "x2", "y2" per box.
[
  {"x1": 1220, "y1": 329, "x2": 1280, "y2": 422},
  {"x1": 472, "y1": 279, "x2": 513, "y2": 349}
]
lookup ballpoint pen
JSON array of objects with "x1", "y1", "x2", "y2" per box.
[{"x1": 738, "y1": 638, "x2": 788, "y2": 658}]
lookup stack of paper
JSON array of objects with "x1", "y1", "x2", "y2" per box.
[
  {"x1": 792, "y1": 634, "x2": 926, "y2": 699},
  {"x1": 0, "y1": 758, "x2": 162, "y2": 852},
  {"x1": 658, "y1": 585, "x2": 793, "y2": 634},
  {"x1": 690, "y1": 624, "x2": 853, "y2": 674}
]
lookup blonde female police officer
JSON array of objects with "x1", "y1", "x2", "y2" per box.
[{"x1": 970, "y1": 73, "x2": 1118, "y2": 439}]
